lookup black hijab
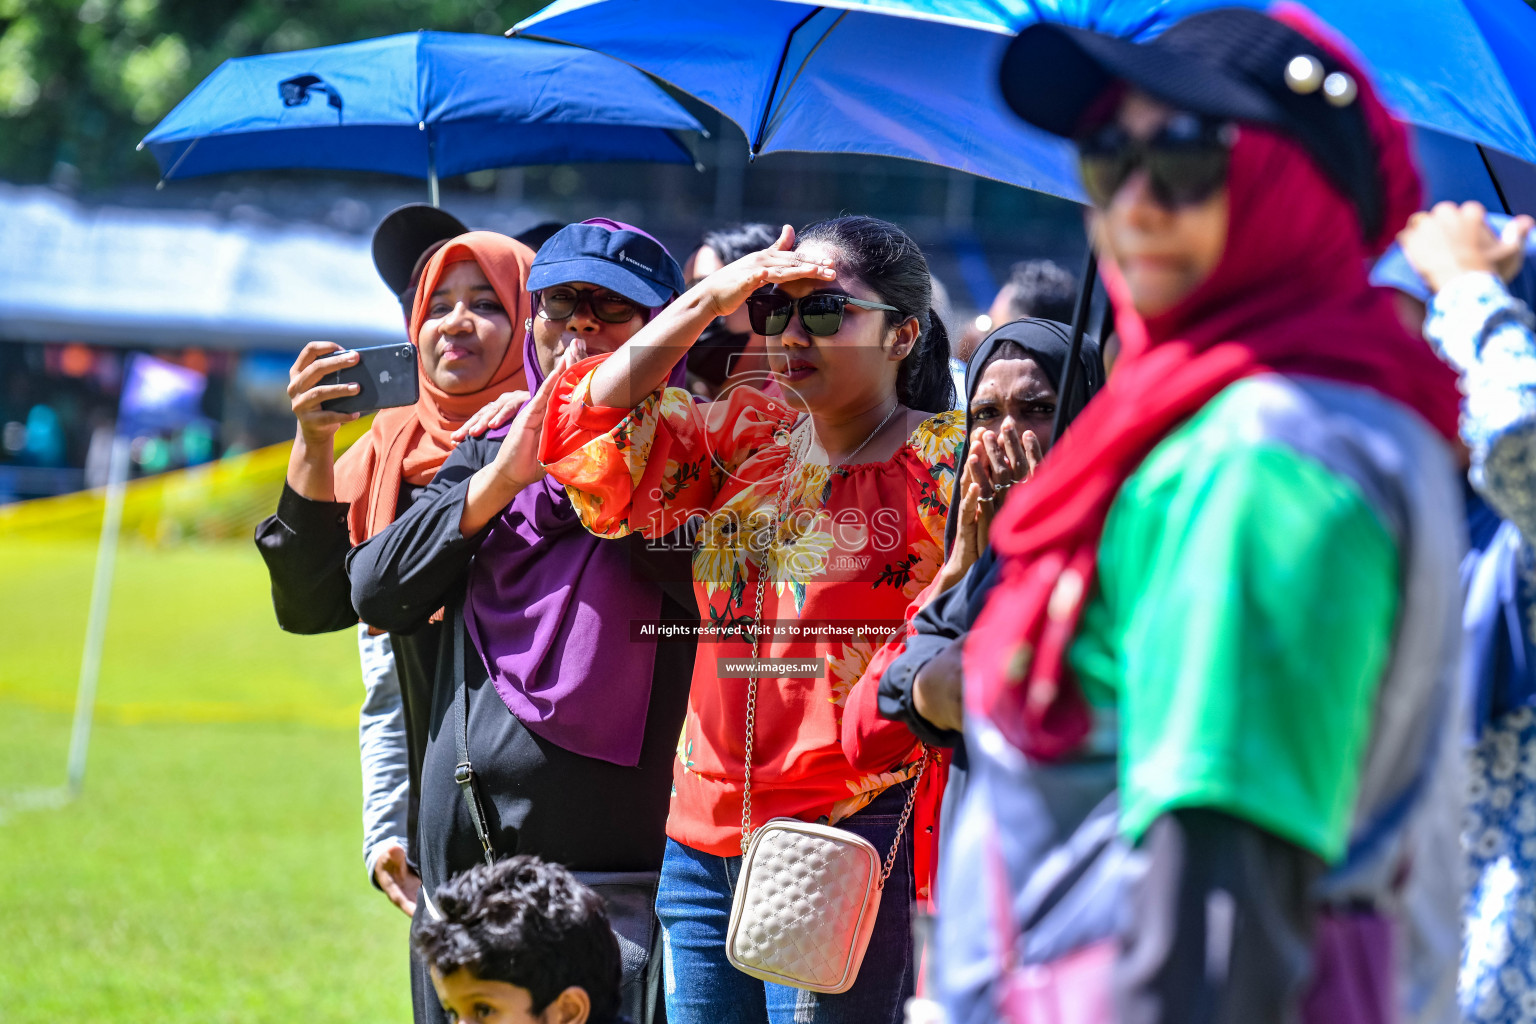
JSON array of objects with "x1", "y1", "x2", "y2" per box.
[{"x1": 943, "y1": 318, "x2": 1104, "y2": 553}]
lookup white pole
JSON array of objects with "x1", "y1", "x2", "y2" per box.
[
  {"x1": 66, "y1": 429, "x2": 131, "y2": 796},
  {"x1": 428, "y1": 134, "x2": 440, "y2": 208}
]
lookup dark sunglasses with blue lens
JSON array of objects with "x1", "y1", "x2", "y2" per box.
[
  {"x1": 1077, "y1": 113, "x2": 1238, "y2": 210},
  {"x1": 745, "y1": 291, "x2": 899, "y2": 338}
]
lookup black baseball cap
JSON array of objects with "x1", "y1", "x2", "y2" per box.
[
  {"x1": 527, "y1": 219, "x2": 685, "y2": 309},
  {"x1": 371, "y1": 203, "x2": 469, "y2": 297},
  {"x1": 998, "y1": 7, "x2": 1384, "y2": 238}
]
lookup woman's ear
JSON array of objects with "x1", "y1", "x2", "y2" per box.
[
  {"x1": 888, "y1": 316, "x2": 922, "y2": 360},
  {"x1": 540, "y1": 986, "x2": 590, "y2": 1024}
]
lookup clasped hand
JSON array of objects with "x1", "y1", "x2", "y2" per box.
[{"x1": 933, "y1": 421, "x2": 1044, "y2": 596}]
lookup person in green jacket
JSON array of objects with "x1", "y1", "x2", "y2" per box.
[{"x1": 938, "y1": 8, "x2": 1467, "y2": 1024}]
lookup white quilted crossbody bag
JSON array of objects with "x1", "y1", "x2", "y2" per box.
[
  {"x1": 723, "y1": 417, "x2": 929, "y2": 994},
  {"x1": 725, "y1": 757, "x2": 927, "y2": 993}
]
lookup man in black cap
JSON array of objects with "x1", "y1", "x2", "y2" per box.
[{"x1": 372, "y1": 203, "x2": 471, "y2": 318}]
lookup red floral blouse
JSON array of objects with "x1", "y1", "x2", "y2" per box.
[{"x1": 539, "y1": 354, "x2": 965, "y2": 857}]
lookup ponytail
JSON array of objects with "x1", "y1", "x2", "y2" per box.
[{"x1": 900, "y1": 313, "x2": 956, "y2": 413}]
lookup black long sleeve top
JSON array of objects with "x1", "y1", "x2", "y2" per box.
[
  {"x1": 254, "y1": 477, "x2": 438, "y2": 870},
  {"x1": 345, "y1": 433, "x2": 697, "y2": 890},
  {"x1": 877, "y1": 547, "x2": 1001, "y2": 762}
]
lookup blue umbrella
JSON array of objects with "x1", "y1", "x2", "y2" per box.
[
  {"x1": 511, "y1": 0, "x2": 1536, "y2": 204},
  {"x1": 140, "y1": 30, "x2": 705, "y2": 204}
]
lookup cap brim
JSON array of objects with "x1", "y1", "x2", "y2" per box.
[
  {"x1": 527, "y1": 257, "x2": 672, "y2": 308},
  {"x1": 371, "y1": 204, "x2": 469, "y2": 296},
  {"x1": 999, "y1": 22, "x2": 1279, "y2": 138}
]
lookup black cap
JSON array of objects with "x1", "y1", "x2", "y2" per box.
[
  {"x1": 371, "y1": 204, "x2": 469, "y2": 297},
  {"x1": 528, "y1": 220, "x2": 685, "y2": 308},
  {"x1": 999, "y1": 8, "x2": 1383, "y2": 238}
]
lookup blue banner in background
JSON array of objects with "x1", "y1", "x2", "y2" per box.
[{"x1": 119, "y1": 355, "x2": 207, "y2": 434}]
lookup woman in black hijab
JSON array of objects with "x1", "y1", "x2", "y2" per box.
[
  {"x1": 936, "y1": 318, "x2": 1103, "y2": 584},
  {"x1": 840, "y1": 318, "x2": 1103, "y2": 908},
  {"x1": 880, "y1": 319, "x2": 1103, "y2": 744}
]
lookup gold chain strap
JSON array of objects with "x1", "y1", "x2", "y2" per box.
[
  {"x1": 740, "y1": 413, "x2": 930, "y2": 883},
  {"x1": 879, "y1": 748, "x2": 929, "y2": 886},
  {"x1": 740, "y1": 422, "x2": 806, "y2": 853}
]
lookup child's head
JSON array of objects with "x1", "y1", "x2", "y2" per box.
[{"x1": 412, "y1": 856, "x2": 621, "y2": 1024}]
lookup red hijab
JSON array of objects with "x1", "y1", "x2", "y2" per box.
[
  {"x1": 964, "y1": 9, "x2": 1461, "y2": 761},
  {"x1": 334, "y1": 231, "x2": 534, "y2": 545}
]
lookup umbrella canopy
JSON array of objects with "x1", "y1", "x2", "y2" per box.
[
  {"x1": 140, "y1": 30, "x2": 705, "y2": 188},
  {"x1": 512, "y1": 0, "x2": 1536, "y2": 204}
]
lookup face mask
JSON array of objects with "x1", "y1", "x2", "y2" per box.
[{"x1": 687, "y1": 319, "x2": 752, "y2": 387}]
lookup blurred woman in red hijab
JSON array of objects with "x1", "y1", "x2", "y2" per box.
[{"x1": 937, "y1": 8, "x2": 1466, "y2": 1024}]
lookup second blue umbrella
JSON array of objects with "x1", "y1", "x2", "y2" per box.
[
  {"x1": 512, "y1": 0, "x2": 1536, "y2": 203},
  {"x1": 141, "y1": 30, "x2": 706, "y2": 202}
]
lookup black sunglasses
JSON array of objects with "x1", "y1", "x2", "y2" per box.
[
  {"x1": 1077, "y1": 113, "x2": 1238, "y2": 210},
  {"x1": 746, "y1": 291, "x2": 899, "y2": 338},
  {"x1": 537, "y1": 286, "x2": 644, "y2": 325}
]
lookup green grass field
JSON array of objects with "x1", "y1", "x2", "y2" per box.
[{"x1": 0, "y1": 539, "x2": 413, "y2": 1022}]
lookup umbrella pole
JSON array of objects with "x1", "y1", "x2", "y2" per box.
[
  {"x1": 1477, "y1": 145, "x2": 1513, "y2": 214},
  {"x1": 428, "y1": 147, "x2": 440, "y2": 209},
  {"x1": 1050, "y1": 245, "x2": 1098, "y2": 444}
]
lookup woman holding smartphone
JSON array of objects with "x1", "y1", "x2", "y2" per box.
[
  {"x1": 347, "y1": 220, "x2": 697, "y2": 1024},
  {"x1": 255, "y1": 230, "x2": 535, "y2": 1020}
]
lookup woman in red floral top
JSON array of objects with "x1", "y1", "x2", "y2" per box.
[{"x1": 536, "y1": 216, "x2": 963, "y2": 1023}]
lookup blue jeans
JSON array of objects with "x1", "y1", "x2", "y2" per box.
[{"x1": 656, "y1": 785, "x2": 917, "y2": 1024}]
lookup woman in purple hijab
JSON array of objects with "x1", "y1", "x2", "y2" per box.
[{"x1": 349, "y1": 220, "x2": 695, "y2": 1024}]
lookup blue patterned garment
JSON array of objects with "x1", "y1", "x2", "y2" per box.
[
  {"x1": 1463, "y1": 706, "x2": 1536, "y2": 1022},
  {"x1": 1428, "y1": 271, "x2": 1536, "y2": 1024},
  {"x1": 1426, "y1": 272, "x2": 1536, "y2": 538}
]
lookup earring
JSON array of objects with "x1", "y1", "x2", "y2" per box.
[{"x1": 525, "y1": 317, "x2": 533, "y2": 332}]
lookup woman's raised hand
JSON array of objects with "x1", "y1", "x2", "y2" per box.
[
  {"x1": 698, "y1": 224, "x2": 838, "y2": 319},
  {"x1": 486, "y1": 341, "x2": 587, "y2": 490},
  {"x1": 287, "y1": 341, "x2": 362, "y2": 443},
  {"x1": 462, "y1": 338, "x2": 589, "y2": 535},
  {"x1": 933, "y1": 437, "x2": 991, "y2": 595},
  {"x1": 1399, "y1": 201, "x2": 1534, "y2": 294},
  {"x1": 454, "y1": 391, "x2": 521, "y2": 443}
]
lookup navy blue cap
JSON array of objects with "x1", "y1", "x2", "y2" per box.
[
  {"x1": 528, "y1": 220, "x2": 685, "y2": 309},
  {"x1": 1000, "y1": 8, "x2": 1385, "y2": 239}
]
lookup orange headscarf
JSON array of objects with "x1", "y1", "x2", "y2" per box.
[{"x1": 335, "y1": 231, "x2": 535, "y2": 545}]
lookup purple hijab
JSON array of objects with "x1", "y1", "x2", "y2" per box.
[{"x1": 462, "y1": 222, "x2": 686, "y2": 766}]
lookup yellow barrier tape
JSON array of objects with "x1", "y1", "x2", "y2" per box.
[
  {"x1": 0, "y1": 416, "x2": 374, "y2": 543},
  {"x1": 0, "y1": 686, "x2": 357, "y2": 730}
]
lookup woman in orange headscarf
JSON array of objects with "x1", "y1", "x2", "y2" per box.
[
  {"x1": 255, "y1": 230, "x2": 533, "y2": 1010},
  {"x1": 330, "y1": 232, "x2": 533, "y2": 541}
]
